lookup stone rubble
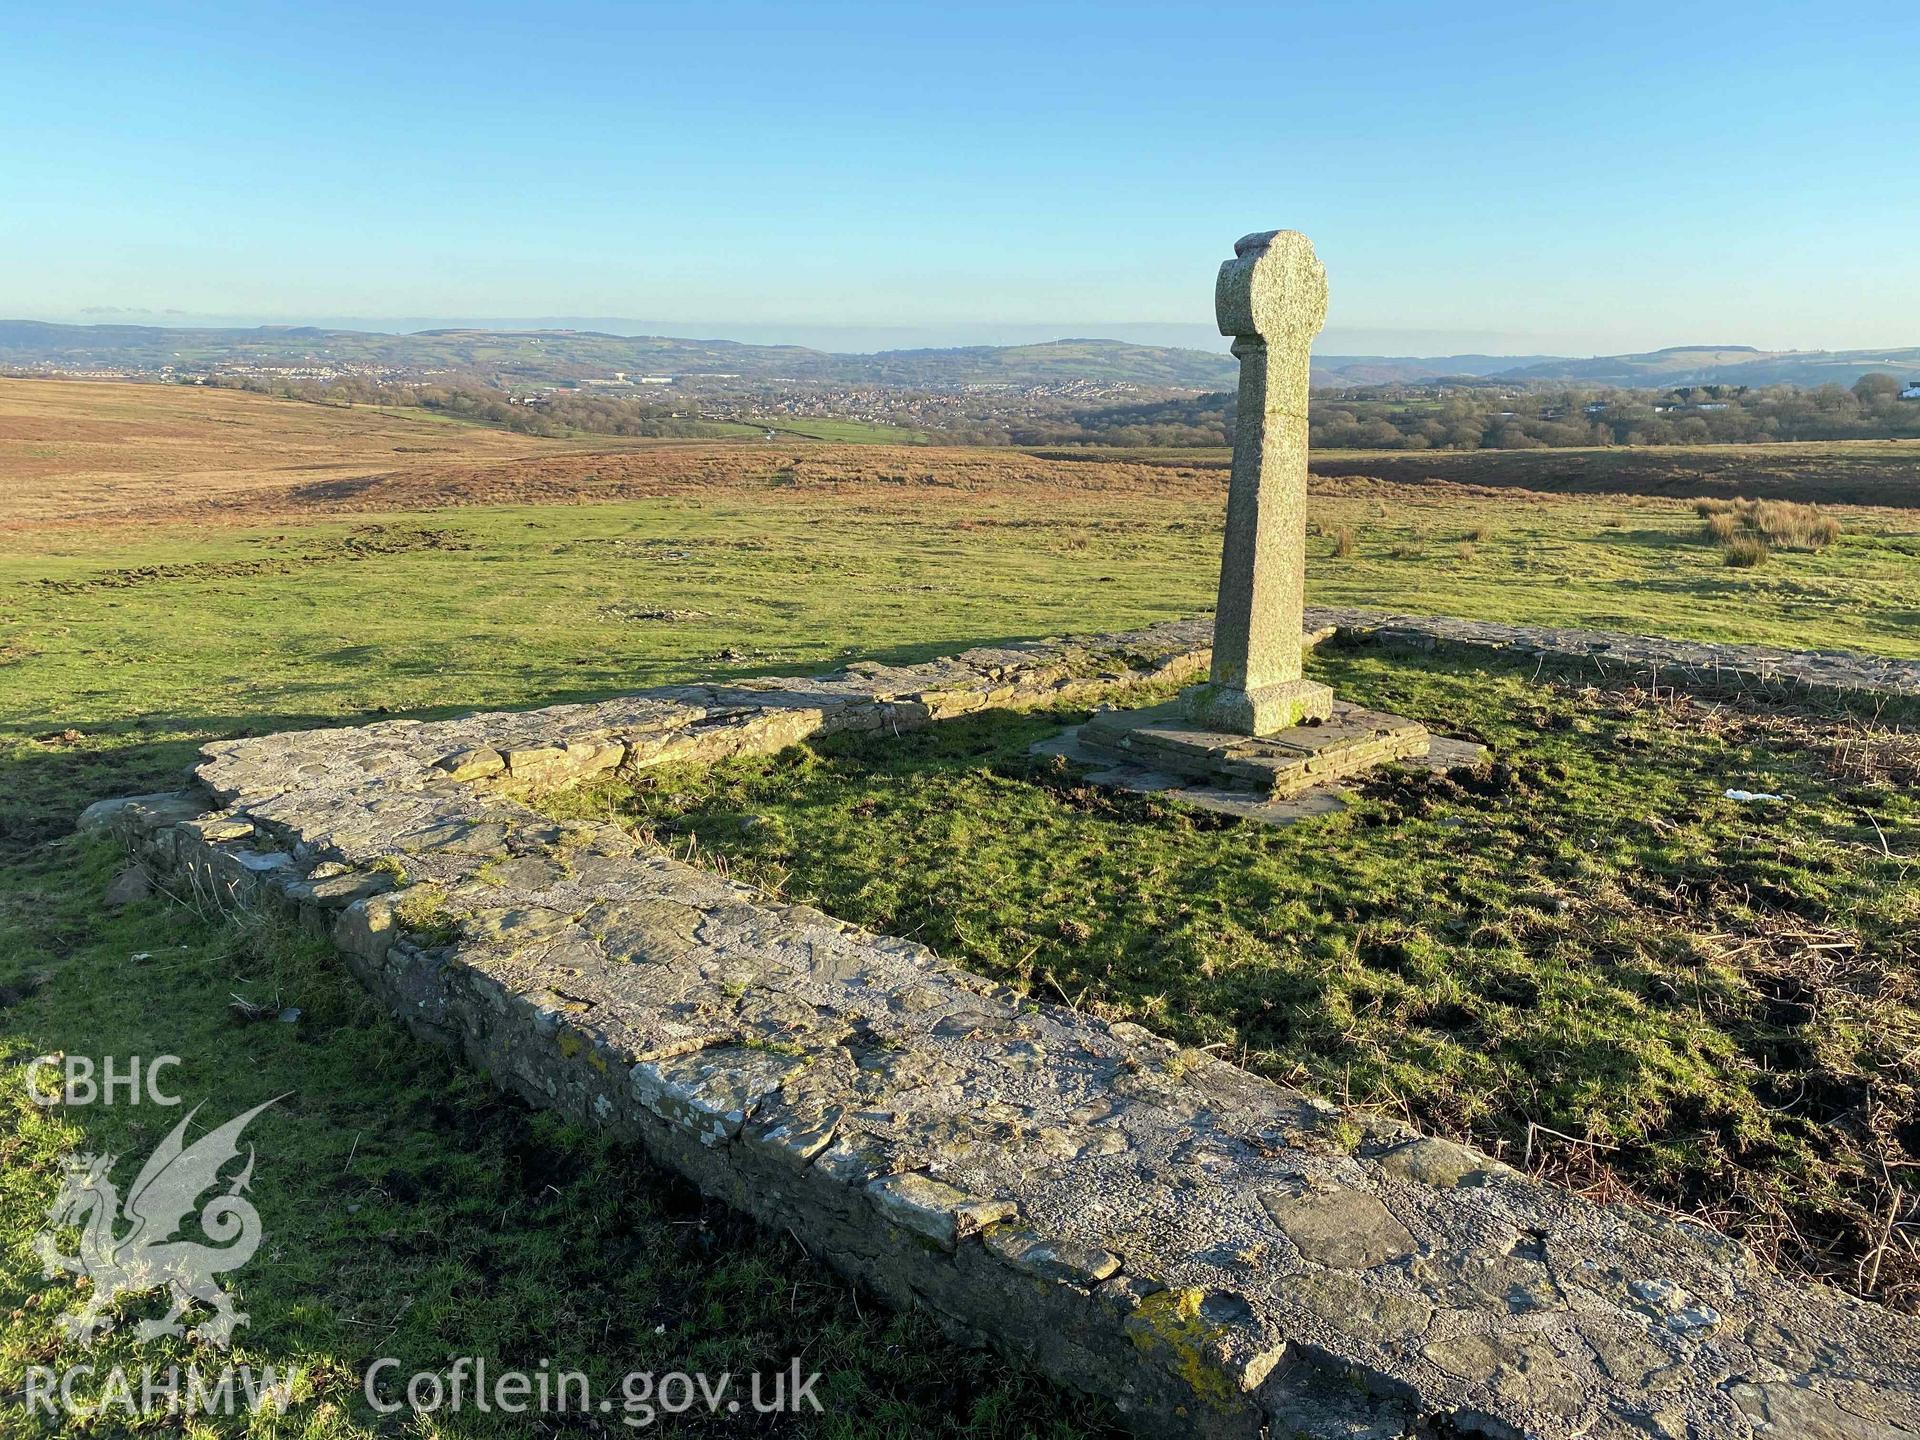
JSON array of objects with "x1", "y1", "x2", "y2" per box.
[{"x1": 83, "y1": 613, "x2": 1920, "y2": 1440}]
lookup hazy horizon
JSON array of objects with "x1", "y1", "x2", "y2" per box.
[{"x1": 6, "y1": 311, "x2": 1904, "y2": 364}]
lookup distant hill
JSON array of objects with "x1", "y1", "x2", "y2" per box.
[
  {"x1": 3, "y1": 320, "x2": 1915, "y2": 392},
  {"x1": 0, "y1": 321, "x2": 1238, "y2": 389},
  {"x1": 1308, "y1": 354, "x2": 1560, "y2": 385},
  {"x1": 1312, "y1": 345, "x2": 1920, "y2": 388},
  {"x1": 1491, "y1": 345, "x2": 1920, "y2": 388}
]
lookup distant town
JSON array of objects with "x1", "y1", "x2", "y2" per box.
[{"x1": 3, "y1": 321, "x2": 1918, "y2": 451}]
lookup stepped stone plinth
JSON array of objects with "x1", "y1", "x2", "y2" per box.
[{"x1": 1079, "y1": 698, "x2": 1431, "y2": 798}]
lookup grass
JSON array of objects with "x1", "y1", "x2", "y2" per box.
[
  {"x1": 0, "y1": 379, "x2": 575, "y2": 525},
  {"x1": 0, "y1": 844, "x2": 1116, "y2": 1436},
  {"x1": 1057, "y1": 438, "x2": 1920, "y2": 508},
  {"x1": 8, "y1": 485, "x2": 1920, "y2": 855},
  {"x1": 1308, "y1": 438, "x2": 1920, "y2": 508},
  {"x1": 1697, "y1": 496, "x2": 1845, "y2": 566},
  {"x1": 5, "y1": 385, "x2": 1920, "y2": 1430},
  {"x1": 757, "y1": 417, "x2": 930, "y2": 444},
  {"x1": 547, "y1": 647, "x2": 1920, "y2": 1309},
  {"x1": 1695, "y1": 497, "x2": 1846, "y2": 568}
]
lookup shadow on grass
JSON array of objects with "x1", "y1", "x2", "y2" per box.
[{"x1": 1596, "y1": 526, "x2": 1709, "y2": 550}]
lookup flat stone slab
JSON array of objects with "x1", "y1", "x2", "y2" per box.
[
  {"x1": 1078, "y1": 699, "x2": 1432, "y2": 798},
  {"x1": 85, "y1": 615, "x2": 1920, "y2": 1440},
  {"x1": 1036, "y1": 727, "x2": 1484, "y2": 827}
]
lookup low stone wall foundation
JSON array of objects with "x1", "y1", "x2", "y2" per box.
[{"x1": 84, "y1": 614, "x2": 1920, "y2": 1439}]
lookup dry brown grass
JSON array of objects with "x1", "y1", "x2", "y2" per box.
[
  {"x1": 1333, "y1": 525, "x2": 1356, "y2": 559},
  {"x1": 1697, "y1": 495, "x2": 1844, "y2": 552},
  {"x1": 0, "y1": 378, "x2": 566, "y2": 527},
  {"x1": 1559, "y1": 682, "x2": 1920, "y2": 1309},
  {"x1": 1827, "y1": 728, "x2": 1920, "y2": 788},
  {"x1": 1315, "y1": 438, "x2": 1920, "y2": 507},
  {"x1": 0, "y1": 379, "x2": 1243, "y2": 530}
]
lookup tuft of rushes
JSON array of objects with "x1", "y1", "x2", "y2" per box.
[{"x1": 1700, "y1": 496, "x2": 1842, "y2": 556}]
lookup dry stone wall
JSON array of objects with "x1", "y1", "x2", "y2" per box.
[{"x1": 85, "y1": 615, "x2": 1920, "y2": 1440}]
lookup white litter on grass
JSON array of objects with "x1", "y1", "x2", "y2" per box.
[{"x1": 1724, "y1": 789, "x2": 1786, "y2": 803}]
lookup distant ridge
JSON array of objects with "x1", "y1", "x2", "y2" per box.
[
  {"x1": 0, "y1": 320, "x2": 1915, "y2": 390},
  {"x1": 0, "y1": 321, "x2": 1238, "y2": 388}
]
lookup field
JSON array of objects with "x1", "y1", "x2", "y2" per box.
[
  {"x1": 1036, "y1": 437, "x2": 1920, "y2": 507},
  {"x1": 0, "y1": 381, "x2": 589, "y2": 525},
  {"x1": 760, "y1": 417, "x2": 931, "y2": 444},
  {"x1": 3, "y1": 381, "x2": 1918, "y2": 1435}
]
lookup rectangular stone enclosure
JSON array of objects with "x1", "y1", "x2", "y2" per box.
[{"x1": 86, "y1": 613, "x2": 1920, "y2": 1440}]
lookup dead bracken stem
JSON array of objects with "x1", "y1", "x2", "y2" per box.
[
  {"x1": 1863, "y1": 1182, "x2": 1908, "y2": 1298},
  {"x1": 1524, "y1": 1121, "x2": 1621, "y2": 1171}
]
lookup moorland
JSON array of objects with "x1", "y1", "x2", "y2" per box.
[{"x1": 3, "y1": 376, "x2": 1918, "y2": 1436}]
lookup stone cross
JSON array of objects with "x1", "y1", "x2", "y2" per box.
[{"x1": 1186, "y1": 230, "x2": 1334, "y2": 735}]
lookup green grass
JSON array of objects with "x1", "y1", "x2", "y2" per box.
[
  {"x1": 7, "y1": 489, "x2": 1920, "y2": 864},
  {"x1": 0, "y1": 843, "x2": 1117, "y2": 1436},
  {"x1": 4, "y1": 480, "x2": 1920, "y2": 1430},
  {"x1": 757, "y1": 418, "x2": 930, "y2": 444},
  {"x1": 548, "y1": 647, "x2": 1920, "y2": 1307}
]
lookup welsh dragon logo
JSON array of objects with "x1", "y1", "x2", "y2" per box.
[{"x1": 35, "y1": 1099, "x2": 279, "y2": 1347}]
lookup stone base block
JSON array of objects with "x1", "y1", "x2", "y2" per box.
[
  {"x1": 1079, "y1": 699, "x2": 1430, "y2": 799},
  {"x1": 1183, "y1": 677, "x2": 1333, "y2": 735}
]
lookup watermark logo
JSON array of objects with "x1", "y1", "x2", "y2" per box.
[
  {"x1": 363, "y1": 1358, "x2": 824, "y2": 1428},
  {"x1": 35, "y1": 1097, "x2": 280, "y2": 1347},
  {"x1": 27, "y1": 1054, "x2": 183, "y2": 1107},
  {"x1": 24, "y1": 1363, "x2": 296, "y2": 1422}
]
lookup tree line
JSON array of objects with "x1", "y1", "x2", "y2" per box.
[
  {"x1": 195, "y1": 370, "x2": 1920, "y2": 452},
  {"x1": 1014, "y1": 375, "x2": 1920, "y2": 450},
  {"x1": 202, "y1": 374, "x2": 728, "y2": 439}
]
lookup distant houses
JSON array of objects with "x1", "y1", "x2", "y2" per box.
[{"x1": 1902, "y1": 380, "x2": 1920, "y2": 401}]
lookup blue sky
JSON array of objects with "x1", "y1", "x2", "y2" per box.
[{"x1": 3, "y1": 1, "x2": 1915, "y2": 355}]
